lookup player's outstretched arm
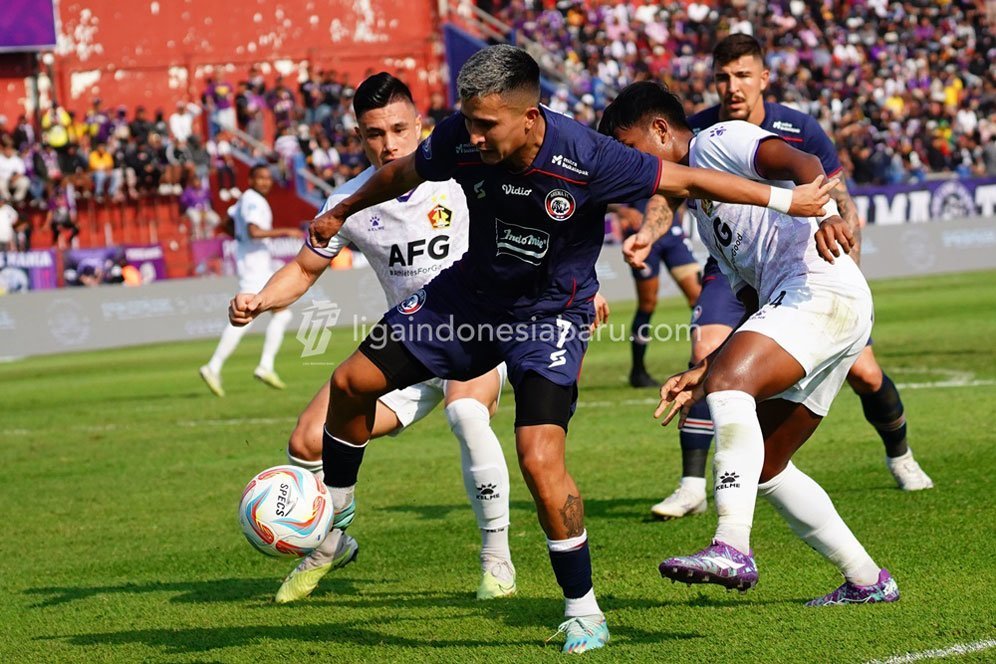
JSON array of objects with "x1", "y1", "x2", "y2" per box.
[
  {"x1": 656, "y1": 161, "x2": 835, "y2": 218},
  {"x1": 229, "y1": 247, "x2": 328, "y2": 326},
  {"x1": 621, "y1": 195, "x2": 679, "y2": 270},
  {"x1": 309, "y1": 153, "x2": 424, "y2": 248},
  {"x1": 753, "y1": 139, "x2": 856, "y2": 263}
]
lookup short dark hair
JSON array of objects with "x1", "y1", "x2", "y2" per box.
[
  {"x1": 597, "y1": 81, "x2": 689, "y2": 137},
  {"x1": 712, "y1": 33, "x2": 765, "y2": 69},
  {"x1": 352, "y1": 72, "x2": 414, "y2": 118},
  {"x1": 456, "y1": 45, "x2": 540, "y2": 102},
  {"x1": 248, "y1": 163, "x2": 270, "y2": 177}
]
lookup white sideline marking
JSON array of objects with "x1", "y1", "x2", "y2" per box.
[
  {"x1": 0, "y1": 372, "x2": 992, "y2": 436},
  {"x1": 866, "y1": 638, "x2": 996, "y2": 664}
]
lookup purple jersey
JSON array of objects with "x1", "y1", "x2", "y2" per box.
[
  {"x1": 415, "y1": 108, "x2": 661, "y2": 319},
  {"x1": 688, "y1": 102, "x2": 842, "y2": 178}
]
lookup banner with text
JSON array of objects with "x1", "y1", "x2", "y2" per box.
[
  {"x1": 0, "y1": 250, "x2": 58, "y2": 293},
  {"x1": 852, "y1": 176, "x2": 996, "y2": 225}
]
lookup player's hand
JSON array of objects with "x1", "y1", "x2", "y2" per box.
[
  {"x1": 788, "y1": 176, "x2": 838, "y2": 218},
  {"x1": 229, "y1": 292, "x2": 264, "y2": 326},
  {"x1": 814, "y1": 216, "x2": 853, "y2": 264},
  {"x1": 622, "y1": 229, "x2": 654, "y2": 270},
  {"x1": 308, "y1": 204, "x2": 347, "y2": 248},
  {"x1": 654, "y1": 363, "x2": 708, "y2": 427},
  {"x1": 591, "y1": 293, "x2": 610, "y2": 331}
]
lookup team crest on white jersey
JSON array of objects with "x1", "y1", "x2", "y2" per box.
[
  {"x1": 545, "y1": 189, "x2": 576, "y2": 221},
  {"x1": 428, "y1": 202, "x2": 453, "y2": 230},
  {"x1": 397, "y1": 288, "x2": 427, "y2": 315}
]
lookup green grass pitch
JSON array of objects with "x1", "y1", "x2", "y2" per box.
[{"x1": 2, "y1": 270, "x2": 995, "y2": 662}]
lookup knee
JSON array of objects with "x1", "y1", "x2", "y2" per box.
[
  {"x1": 517, "y1": 444, "x2": 562, "y2": 493},
  {"x1": 846, "y1": 359, "x2": 883, "y2": 395},
  {"x1": 703, "y1": 372, "x2": 748, "y2": 396},
  {"x1": 288, "y1": 413, "x2": 323, "y2": 461},
  {"x1": 330, "y1": 365, "x2": 366, "y2": 401}
]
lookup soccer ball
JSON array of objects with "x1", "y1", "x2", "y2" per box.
[{"x1": 238, "y1": 465, "x2": 334, "y2": 558}]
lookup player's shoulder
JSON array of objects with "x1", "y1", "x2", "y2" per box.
[
  {"x1": 762, "y1": 102, "x2": 819, "y2": 138},
  {"x1": 687, "y1": 105, "x2": 722, "y2": 134},
  {"x1": 319, "y1": 166, "x2": 376, "y2": 214},
  {"x1": 542, "y1": 109, "x2": 620, "y2": 179}
]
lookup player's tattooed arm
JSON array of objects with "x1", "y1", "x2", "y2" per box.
[
  {"x1": 830, "y1": 178, "x2": 862, "y2": 265},
  {"x1": 310, "y1": 153, "x2": 424, "y2": 247},
  {"x1": 622, "y1": 195, "x2": 679, "y2": 270},
  {"x1": 559, "y1": 494, "x2": 585, "y2": 538}
]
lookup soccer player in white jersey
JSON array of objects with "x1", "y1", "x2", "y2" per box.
[
  {"x1": 600, "y1": 82, "x2": 900, "y2": 606},
  {"x1": 199, "y1": 165, "x2": 301, "y2": 396},
  {"x1": 229, "y1": 73, "x2": 527, "y2": 602}
]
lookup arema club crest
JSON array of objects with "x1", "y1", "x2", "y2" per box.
[{"x1": 545, "y1": 189, "x2": 576, "y2": 221}]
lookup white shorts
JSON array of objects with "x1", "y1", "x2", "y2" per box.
[
  {"x1": 237, "y1": 254, "x2": 277, "y2": 293},
  {"x1": 379, "y1": 363, "x2": 508, "y2": 435},
  {"x1": 737, "y1": 278, "x2": 873, "y2": 416}
]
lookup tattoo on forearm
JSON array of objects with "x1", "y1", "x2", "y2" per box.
[
  {"x1": 559, "y1": 494, "x2": 584, "y2": 537},
  {"x1": 831, "y1": 182, "x2": 861, "y2": 265},
  {"x1": 641, "y1": 195, "x2": 673, "y2": 240}
]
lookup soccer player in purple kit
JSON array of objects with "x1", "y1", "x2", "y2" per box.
[
  {"x1": 644, "y1": 34, "x2": 932, "y2": 521},
  {"x1": 306, "y1": 45, "x2": 832, "y2": 653}
]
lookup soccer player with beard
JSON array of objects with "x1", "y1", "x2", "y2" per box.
[
  {"x1": 640, "y1": 34, "x2": 931, "y2": 522},
  {"x1": 600, "y1": 80, "x2": 900, "y2": 606},
  {"x1": 230, "y1": 73, "x2": 521, "y2": 603},
  {"x1": 303, "y1": 46, "x2": 831, "y2": 652}
]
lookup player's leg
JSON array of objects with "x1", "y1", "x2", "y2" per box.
[
  {"x1": 652, "y1": 322, "x2": 730, "y2": 520},
  {"x1": 276, "y1": 378, "x2": 404, "y2": 604},
  {"x1": 653, "y1": 261, "x2": 742, "y2": 519},
  {"x1": 847, "y1": 345, "x2": 932, "y2": 490},
  {"x1": 443, "y1": 366, "x2": 516, "y2": 599},
  {"x1": 254, "y1": 306, "x2": 293, "y2": 389},
  {"x1": 199, "y1": 319, "x2": 253, "y2": 396},
  {"x1": 629, "y1": 275, "x2": 660, "y2": 388},
  {"x1": 754, "y1": 399, "x2": 899, "y2": 606}
]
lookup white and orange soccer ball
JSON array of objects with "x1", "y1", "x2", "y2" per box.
[{"x1": 238, "y1": 465, "x2": 333, "y2": 558}]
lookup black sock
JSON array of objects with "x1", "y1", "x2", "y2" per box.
[
  {"x1": 322, "y1": 427, "x2": 367, "y2": 487},
  {"x1": 858, "y1": 373, "x2": 908, "y2": 458},
  {"x1": 630, "y1": 310, "x2": 652, "y2": 373},
  {"x1": 549, "y1": 538, "x2": 593, "y2": 599}
]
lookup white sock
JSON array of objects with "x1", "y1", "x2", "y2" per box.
[
  {"x1": 207, "y1": 322, "x2": 252, "y2": 374},
  {"x1": 565, "y1": 588, "x2": 601, "y2": 619},
  {"x1": 287, "y1": 451, "x2": 324, "y2": 483},
  {"x1": 758, "y1": 462, "x2": 880, "y2": 585},
  {"x1": 329, "y1": 485, "x2": 355, "y2": 513},
  {"x1": 445, "y1": 398, "x2": 511, "y2": 533},
  {"x1": 259, "y1": 309, "x2": 292, "y2": 372},
  {"x1": 707, "y1": 390, "x2": 764, "y2": 555},
  {"x1": 481, "y1": 528, "x2": 511, "y2": 563},
  {"x1": 680, "y1": 476, "x2": 707, "y2": 495}
]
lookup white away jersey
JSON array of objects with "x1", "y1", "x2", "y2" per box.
[
  {"x1": 229, "y1": 188, "x2": 274, "y2": 266},
  {"x1": 687, "y1": 120, "x2": 867, "y2": 302},
  {"x1": 311, "y1": 166, "x2": 469, "y2": 306}
]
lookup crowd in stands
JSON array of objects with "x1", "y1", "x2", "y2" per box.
[{"x1": 495, "y1": 0, "x2": 996, "y2": 185}]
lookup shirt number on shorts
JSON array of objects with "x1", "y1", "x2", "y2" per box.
[{"x1": 548, "y1": 317, "x2": 573, "y2": 368}]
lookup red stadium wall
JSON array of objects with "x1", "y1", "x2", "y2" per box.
[{"x1": 0, "y1": 0, "x2": 443, "y2": 122}]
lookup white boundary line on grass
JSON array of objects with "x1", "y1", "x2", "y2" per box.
[
  {"x1": 865, "y1": 638, "x2": 996, "y2": 664},
  {"x1": 1, "y1": 372, "x2": 993, "y2": 436}
]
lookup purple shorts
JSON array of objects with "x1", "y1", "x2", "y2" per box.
[{"x1": 629, "y1": 225, "x2": 697, "y2": 281}]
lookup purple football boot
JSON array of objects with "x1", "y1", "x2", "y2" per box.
[
  {"x1": 806, "y1": 568, "x2": 900, "y2": 606},
  {"x1": 659, "y1": 541, "x2": 759, "y2": 592}
]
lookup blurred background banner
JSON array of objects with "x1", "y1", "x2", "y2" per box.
[
  {"x1": 0, "y1": 0, "x2": 57, "y2": 52},
  {"x1": 852, "y1": 176, "x2": 996, "y2": 225}
]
